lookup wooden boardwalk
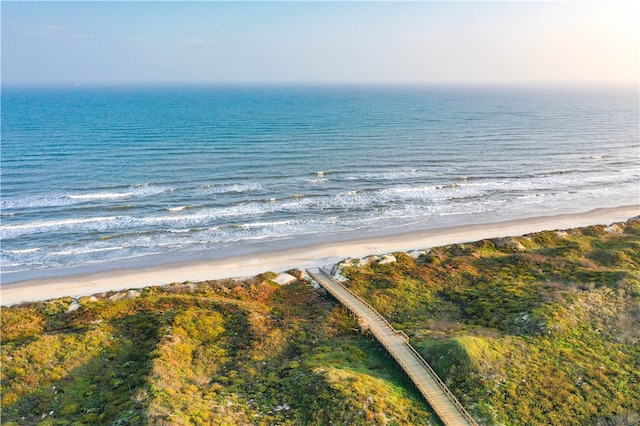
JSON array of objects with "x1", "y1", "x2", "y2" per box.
[{"x1": 307, "y1": 268, "x2": 478, "y2": 426}]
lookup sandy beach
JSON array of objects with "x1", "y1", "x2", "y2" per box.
[{"x1": 2, "y1": 204, "x2": 638, "y2": 306}]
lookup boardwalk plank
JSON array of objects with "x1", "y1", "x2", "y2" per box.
[{"x1": 307, "y1": 268, "x2": 478, "y2": 426}]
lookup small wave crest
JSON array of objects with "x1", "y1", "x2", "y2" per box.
[
  {"x1": 68, "y1": 184, "x2": 172, "y2": 201},
  {"x1": 68, "y1": 192, "x2": 133, "y2": 200},
  {"x1": 1, "y1": 184, "x2": 172, "y2": 210},
  {"x1": 308, "y1": 178, "x2": 329, "y2": 185},
  {"x1": 1, "y1": 216, "x2": 118, "y2": 239},
  {"x1": 50, "y1": 246, "x2": 125, "y2": 257},
  {"x1": 4, "y1": 247, "x2": 41, "y2": 254},
  {"x1": 239, "y1": 220, "x2": 293, "y2": 229},
  {"x1": 166, "y1": 206, "x2": 188, "y2": 212},
  {"x1": 346, "y1": 169, "x2": 422, "y2": 181},
  {"x1": 197, "y1": 183, "x2": 262, "y2": 194}
]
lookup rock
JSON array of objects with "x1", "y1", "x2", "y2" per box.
[
  {"x1": 360, "y1": 255, "x2": 378, "y2": 266},
  {"x1": 330, "y1": 266, "x2": 349, "y2": 282},
  {"x1": 331, "y1": 258, "x2": 359, "y2": 282},
  {"x1": 274, "y1": 403, "x2": 290, "y2": 411},
  {"x1": 108, "y1": 292, "x2": 126, "y2": 301},
  {"x1": 493, "y1": 237, "x2": 526, "y2": 252},
  {"x1": 333, "y1": 272, "x2": 348, "y2": 282},
  {"x1": 107, "y1": 290, "x2": 141, "y2": 300},
  {"x1": 79, "y1": 296, "x2": 99, "y2": 304},
  {"x1": 272, "y1": 273, "x2": 297, "y2": 286},
  {"x1": 126, "y1": 290, "x2": 141, "y2": 299},
  {"x1": 285, "y1": 269, "x2": 306, "y2": 280},
  {"x1": 511, "y1": 240, "x2": 526, "y2": 252},
  {"x1": 604, "y1": 223, "x2": 623, "y2": 234},
  {"x1": 359, "y1": 254, "x2": 397, "y2": 266},
  {"x1": 337, "y1": 258, "x2": 360, "y2": 269},
  {"x1": 309, "y1": 278, "x2": 321, "y2": 289},
  {"x1": 378, "y1": 254, "x2": 397, "y2": 264},
  {"x1": 407, "y1": 250, "x2": 427, "y2": 259},
  {"x1": 297, "y1": 270, "x2": 311, "y2": 281},
  {"x1": 67, "y1": 301, "x2": 81, "y2": 313}
]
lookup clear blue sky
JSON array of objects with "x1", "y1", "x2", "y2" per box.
[{"x1": 2, "y1": 1, "x2": 638, "y2": 87}]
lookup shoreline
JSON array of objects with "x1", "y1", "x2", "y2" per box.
[{"x1": 2, "y1": 204, "x2": 638, "y2": 306}]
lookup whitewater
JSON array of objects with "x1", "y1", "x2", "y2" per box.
[{"x1": 1, "y1": 85, "x2": 638, "y2": 283}]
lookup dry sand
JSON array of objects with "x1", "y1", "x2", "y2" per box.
[{"x1": 2, "y1": 205, "x2": 638, "y2": 306}]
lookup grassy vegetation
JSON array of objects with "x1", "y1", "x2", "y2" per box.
[
  {"x1": 1, "y1": 275, "x2": 434, "y2": 425},
  {"x1": 340, "y1": 219, "x2": 640, "y2": 425},
  {"x1": 2, "y1": 219, "x2": 638, "y2": 425}
]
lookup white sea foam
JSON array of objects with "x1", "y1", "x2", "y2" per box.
[
  {"x1": 308, "y1": 178, "x2": 329, "y2": 185},
  {"x1": 1, "y1": 184, "x2": 173, "y2": 210},
  {"x1": 4, "y1": 248, "x2": 41, "y2": 254},
  {"x1": 3, "y1": 171, "x2": 634, "y2": 246},
  {"x1": 68, "y1": 192, "x2": 133, "y2": 200},
  {"x1": 50, "y1": 246, "x2": 124, "y2": 257},
  {"x1": 239, "y1": 220, "x2": 293, "y2": 229},
  {"x1": 1, "y1": 216, "x2": 118, "y2": 238},
  {"x1": 197, "y1": 183, "x2": 262, "y2": 194},
  {"x1": 346, "y1": 169, "x2": 424, "y2": 181},
  {"x1": 2, "y1": 87, "x2": 637, "y2": 276},
  {"x1": 1, "y1": 195, "x2": 73, "y2": 210},
  {"x1": 68, "y1": 184, "x2": 173, "y2": 201}
]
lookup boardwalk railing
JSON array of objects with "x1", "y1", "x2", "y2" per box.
[
  {"x1": 307, "y1": 267, "x2": 479, "y2": 426},
  {"x1": 312, "y1": 269, "x2": 410, "y2": 342},
  {"x1": 401, "y1": 341, "x2": 478, "y2": 426}
]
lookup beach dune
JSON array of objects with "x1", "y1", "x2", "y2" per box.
[{"x1": 1, "y1": 205, "x2": 638, "y2": 306}]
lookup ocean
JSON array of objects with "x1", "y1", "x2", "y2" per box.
[{"x1": 1, "y1": 85, "x2": 638, "y2": 283}]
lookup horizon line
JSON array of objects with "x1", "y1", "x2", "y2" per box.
[{"x1": 3, "y1": 80, "x2": 638, "y2": 91}]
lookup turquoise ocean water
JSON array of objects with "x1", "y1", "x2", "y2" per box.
[{"x1": 1, "y1": 86, "x2": 638, "y2": 283}]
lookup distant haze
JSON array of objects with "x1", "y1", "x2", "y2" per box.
[{"x1": 2, "y1": 2, "x2": 638, "y2": 87}]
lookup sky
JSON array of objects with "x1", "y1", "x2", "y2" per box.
[{"x1": 1, "y1": 1, "x2": 638, "y2": 87}]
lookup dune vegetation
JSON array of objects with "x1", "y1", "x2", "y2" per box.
[
  {"x1": 340, "y1": 219, "x2": 640, "y2": 425},
  {"x1": 2, "y1": 218, "x2": 639, "y2": 425},
  {"x1": 1, "y1": 272, "x2": 433, "y2": 425}
]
